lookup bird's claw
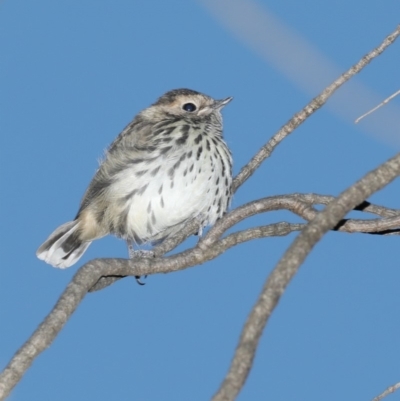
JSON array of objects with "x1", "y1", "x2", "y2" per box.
[{"x1": 135, "y1": 275, "x2": 147, "y2": 286}]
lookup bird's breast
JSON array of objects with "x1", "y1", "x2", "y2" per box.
[{"x1": 102, "y1": 126, "x2": 232, "y2": 243}]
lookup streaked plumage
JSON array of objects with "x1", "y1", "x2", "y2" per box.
[{"x1": 37, "y1": 89, "x2": 233, "y2": 268}]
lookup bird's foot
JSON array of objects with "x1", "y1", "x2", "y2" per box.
[{"x1": 128, "y1": 248, "x2": 155, "y2": 286}]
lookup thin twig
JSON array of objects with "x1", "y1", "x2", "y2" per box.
[
  {"x1": 355, "y1": 89, "x2": 400, "y2": 123},
  {"x1": 232, "y1": 25, "x2": 400, "y2": 193},
  {"x1": 371, "y1": 381, "x2": 400, "y2": 401}
]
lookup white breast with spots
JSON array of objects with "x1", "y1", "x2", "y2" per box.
[{"x1": 108, "y1": 131, "x2": 232, "y2": 243}]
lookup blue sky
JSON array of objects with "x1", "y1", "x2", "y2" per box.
[{"x1": 1, "y1": 1, "x2": 400, "y2": 400}]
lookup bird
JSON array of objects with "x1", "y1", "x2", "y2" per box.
[{"x1": 37, "y1": 88, "x2": 233, "y2": 269}]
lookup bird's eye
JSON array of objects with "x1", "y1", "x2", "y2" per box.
[{"x1": 182, "y1": 103, "x2": 197, "y2": 112}]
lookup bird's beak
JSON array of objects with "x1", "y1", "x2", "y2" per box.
[{"x1": 214, "y1": 96, "x2": 233, "y2": 110}]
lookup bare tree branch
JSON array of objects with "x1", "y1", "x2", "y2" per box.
[
  {"x1": 371, "y1": 382, "x2": 400, "y2": 401},
  {"x1": 292, "y1": 193, "x2": 400, "y2": 218},
  {"x1": 2, "y1": 193, "x2": 398, "y2": 400},
  {"x1": 0, "y1": 24, "x2": 399, "y2": 401},
  {"x1": 89, "y1": 218, "x2": 201, "y2": 292},
  {"x1": 232, "y1": 25, "x2": 400, "y2": 193},
  {"x1": 211, "y1": 152, "x2": 400, "y2": 401},
  {"x1": 92, "y1": 195, "x2": 400, "y2": 292},
  {"x1": 200, "y1": 195, "x2": 400, "y2": 250},
  {"x1": 216, "y1": 223, "x2": 304, "y2": 245}
]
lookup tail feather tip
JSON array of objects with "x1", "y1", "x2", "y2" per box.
[{"x1": 36, "y1": 220, "x2": 91, "y2": 269}]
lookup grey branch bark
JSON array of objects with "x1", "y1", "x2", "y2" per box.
[
  {"x1": 371, "y1": 381, "x2": 400, "y2": 401},
  {"x1": 211, "y1": 152, "x2": 400, "y2": 401},
  {"x1": 231, "y1": 25, "x2": 400, "y2": 192},
  {"x1": 0, "y1": 24, "x2": 399, "y2": 401}
]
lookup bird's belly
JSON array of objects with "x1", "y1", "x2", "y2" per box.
[{"x1": 106, "y1": 155, "x2": 230, "y2": 243}]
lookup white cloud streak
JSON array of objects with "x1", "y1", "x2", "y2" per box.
[{"x1": 200, "y1": 0, "x2": 400, "y2": 148}]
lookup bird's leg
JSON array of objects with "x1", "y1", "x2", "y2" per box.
[
  {"x1": 194, "y1": 215, "x2": 205, "y2": 237},
  {"x1": 127, "y1": 240, "x2": 154, "y2": 285}
]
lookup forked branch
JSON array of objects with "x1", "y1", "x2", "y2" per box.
[
  {"x1": 211, "y1": 152, "x2": 400, "y2": 401},
  {"x1": 0, "y1": 24, "x2": 399, "y2": 401}
]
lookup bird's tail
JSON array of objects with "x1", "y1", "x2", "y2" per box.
[{"x1": 36, "y1": 220, "x2": 91, "y2": 268}]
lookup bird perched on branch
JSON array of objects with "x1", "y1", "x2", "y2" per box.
[{"x1": 37, "y1": 88, "x2": 233, "y2": 269}]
